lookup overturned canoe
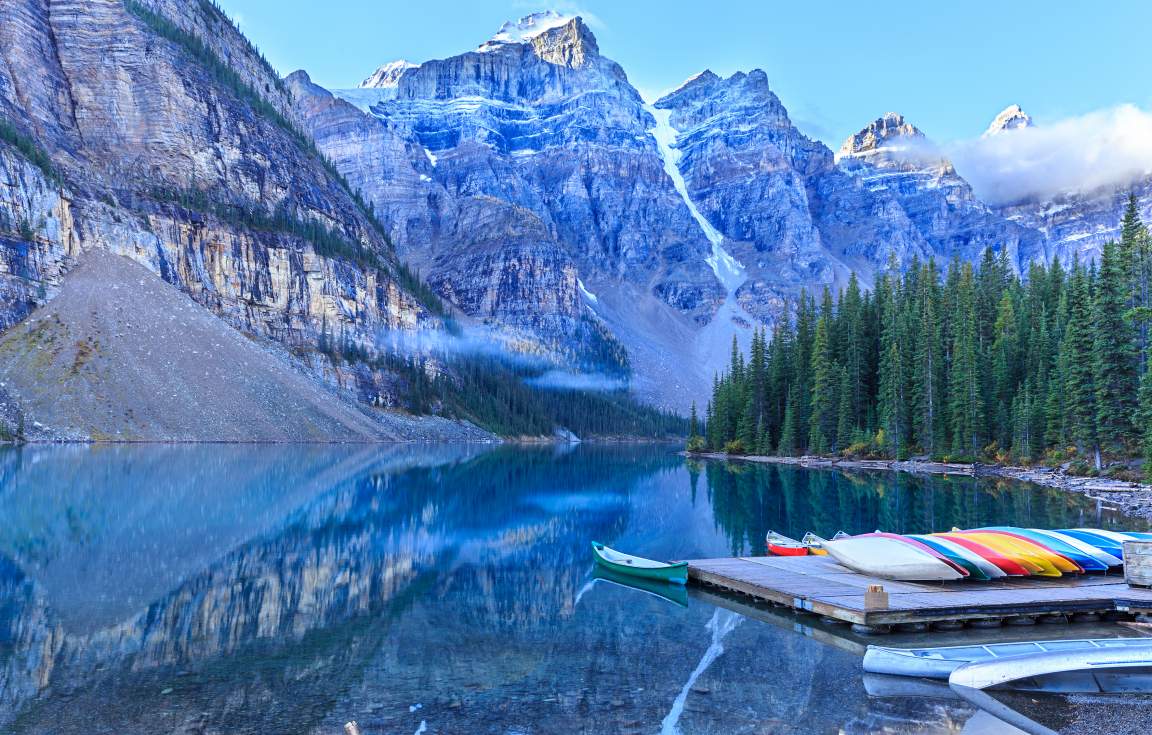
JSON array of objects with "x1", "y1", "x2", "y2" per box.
[
  {"x1": 591, "y1": 542, "x2": 688, "y2": 584},
  {"x1": 823, "y1": 536, "x2": 965, "y2": 581},
  {"x1": 865, "y1": 638, "x2": 1152, "y2": 679}
]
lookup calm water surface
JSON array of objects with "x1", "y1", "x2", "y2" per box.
[{"x1": 0, "y1": 444, "x2": 1146, "y2": 734}]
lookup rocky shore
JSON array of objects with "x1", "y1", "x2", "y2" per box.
[{"x1": 688, "y1": 452, "x2": 1152, "y2": 521}]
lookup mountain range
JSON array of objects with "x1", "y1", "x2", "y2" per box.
[{"x1": 0, "y1": 3, "x2": 1148, "y2": 438}]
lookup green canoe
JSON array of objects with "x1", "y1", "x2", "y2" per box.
[{"x1": 591, "y1": 541, "x2": 689, "y2": 585}]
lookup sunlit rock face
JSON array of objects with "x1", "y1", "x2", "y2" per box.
[{"x1": 0, "y1": 0, "x2": 438, "y2": 383}]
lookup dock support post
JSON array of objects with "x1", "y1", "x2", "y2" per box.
[{"x1": 970, "y1": 618, "x2": 1003, "y2": 629}]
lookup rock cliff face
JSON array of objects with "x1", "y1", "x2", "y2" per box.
[
  {"x1": 6, "y1": 5, "x2": 1148, "y2": 412},
  {"x1": 294, "y1": 15, "x2": 730, "y2": 397},
  {"x1": 0, "y1": 0, "x2": 474, "y2": 436}
]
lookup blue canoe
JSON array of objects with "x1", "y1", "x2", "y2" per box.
[{"x1": 981, "y1": 527, "x2": 1109, "y2": 572}]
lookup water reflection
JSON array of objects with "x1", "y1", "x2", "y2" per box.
[
  {"x1": 0, "y1": 445, "x2": 1142, "y2": 734},
  {"x1": 701, "y1": 460, "x2": 1140, "y2": 557}
]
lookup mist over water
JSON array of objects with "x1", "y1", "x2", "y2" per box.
[{"x1": 0, "y1": 444, "x2": 1142, "y2": 734}]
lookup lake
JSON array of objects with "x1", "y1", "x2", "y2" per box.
[{"x1": 0, "y1": 443, "x2": 1146, "y2": 734}]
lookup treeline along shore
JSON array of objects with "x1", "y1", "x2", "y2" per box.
[{"x1": 692, "y1": 196, "x2": 1152, "y2": 485}]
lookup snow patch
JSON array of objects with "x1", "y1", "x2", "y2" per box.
[
  {"x1": 577, "y1": 278, "x2": 599, "y2": 304},
  {"x1": 646, "y1": 105, "x2": 744, "y2": 292},
  {"x1": 423, "y1": 148, "x2": 438, "y2": 167},
  {"x1": 477, "y1": 11, "x2": 575, "y2": 52},
  {"x1": 360, "y1": 59, "x2": 418, "y2": 89}
]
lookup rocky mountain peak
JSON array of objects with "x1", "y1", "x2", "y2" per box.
[
  {"x1": 838, "y1": 112, "x2": 926, "y2": 158},
  {"x1": 360, "y1": 59, "x2": 419, "y2": 89},
  {"x1": 983, "y1": 104, "x2": 1033, "y2": 137},
  {"x1": 475, "y1": 12, "x2": 598, "y2": 67}
]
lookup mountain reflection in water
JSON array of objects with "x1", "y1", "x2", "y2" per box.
[{"x1": 0, "y1": 444, "x2": 1141, "y2": 734}]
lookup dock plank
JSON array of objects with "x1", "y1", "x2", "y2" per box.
[{"x1": 687, "y1": 556, "x2": 1152, "y2": 627}]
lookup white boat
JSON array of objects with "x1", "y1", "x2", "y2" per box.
[
  {"x1": 949, "y1": 644, "x2": 1152, "y2": 735},
  {"x1": 823, "y1": 536, "x2": 965, "y2": 581},
  {"x1": 865, "y1": 638, "x2": 1152, "y2": 679}
]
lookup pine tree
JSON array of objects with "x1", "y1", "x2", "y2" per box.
[
  {"x1": 1094, "y1": 239, "x2": 1138, "y2": 454},
  {"x1": 912, "y1": 262, "x2": 943, "y2": 454},
  {"x1": 1138, "y1": 366, "x2": 1152, "y2": 481},
  {"x1": 949, "y1": 264, "x2": 984, "y2": 458},
  {"x1": 778, "y1": 387, "x2": 799, "y2": 456},
  {"x1": 835, "y1": 363, "x2": 853, "y2": 452},
  {"x1": 808, "y1": 312, "x2": 837, "y2": 454},
  {"x1": 1062, "y1": 263, "x2": 1099, "y2": 462}
]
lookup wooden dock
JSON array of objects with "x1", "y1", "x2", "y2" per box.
[{"x1": 687, "y1": 555, "x2": 1152, "y2": 633}]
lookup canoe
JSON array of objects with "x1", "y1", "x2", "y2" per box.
[
  {"x1": 949, "y1": 643, "x2": 1152, "y2": 694},
  {"x1": 766, "y1": 530, "x2": 809, "y2": 557},
  {"x1": 865, "y1": 533, "x2": 970, "y2": 578},
  {"x1": 987, "y1": 527, "x2": 1107, "y2": 572},
  {"x1": 945, "y1": 531, "x2": 1062, "y2": 577},
  {"x1": 907, "y1": 535, "x2": 994, "y2": 580},
  {"x1": 865, "y1": 638, "x2": 1152, "y2": 679},
  {"x1": 1027, "y1": 529, "x2": 1123, "y2": 567},
  {"x1": 931, "y1": 534, "x2": 1032, "y2": 576},
  {"x1": 590, "y1": 542, "x2": 688, "y2": 584},
  {"x1": 823, "y1": 536, "x2": 965, "y2": 581},
  {"x1": 913, "y1": 534, "x2": 1006, "y2": 579},
  {"x1": 1071, "y1": 527, "x2": 1140, "y2": 545},
  {"x1": 799, "y1": 532, "x2": 827, "y2": 555},
  {"x1": 1056, "y1": 529, "x2": 1127, "y2": 559},
  {"x1": 977, "y1": 528, "x2": 1088, "y2": 573}
]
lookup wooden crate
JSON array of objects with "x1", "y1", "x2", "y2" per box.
[{"x1": 1125, "y1": 540, "x2": 1152, "y2": 587}]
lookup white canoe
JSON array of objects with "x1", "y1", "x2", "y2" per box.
[
  {"x1": 823, "y1": 536, "x2": 965, "y2": 581},
  {"x1": 948, "y1": 643, "x2": 1152, "y2": 735},
  {"x1": 865, "y1": 638, "x2": 1152, "y2": 679}
]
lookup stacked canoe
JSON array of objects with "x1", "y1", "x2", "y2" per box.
[{"x1": 765, "y1": 528, "x2": 1152, "y2": 582}]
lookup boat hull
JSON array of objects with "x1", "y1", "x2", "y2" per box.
[
  {"x1": 824, "y1": 536, "x2": 965, "y2": 581},
  {"x1": 591, "y1": 542, "x2": 688, "y2": 584}
]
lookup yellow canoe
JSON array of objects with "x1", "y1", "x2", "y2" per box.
[{"x1": 938, "y1": 532, "x2": 1062, "y2": 577}]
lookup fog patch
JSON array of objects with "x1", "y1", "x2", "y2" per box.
[
  {"x1": 947, "y1": 104, "x2": 1152, "y2": 206},
  {"x1": 524, "y1": 369, "x2": 628, "y2": 392}
]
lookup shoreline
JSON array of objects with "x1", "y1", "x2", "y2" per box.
[{"x1": 687, "y1": 452, "x2": 1152, "y2": 521}]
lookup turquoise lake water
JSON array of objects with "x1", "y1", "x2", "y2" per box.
[{"x1": 0, "y1": 443, "x2": 1145, "y2": 734}]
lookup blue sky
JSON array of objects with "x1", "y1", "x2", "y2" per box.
[{"x1": 218, "y1": 0, "x2": 1152, "y2": 146}]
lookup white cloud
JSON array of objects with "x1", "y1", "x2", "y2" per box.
[
  {"x1": 509, "y1": 1, "x2": 605, "y2": 31},
  {"x1": 947, "y1": 104, "x2": 1152, "y2": 206}
]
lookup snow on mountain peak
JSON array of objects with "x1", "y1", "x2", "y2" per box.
[
  {"x1": 477, "y1": 11, "x2": 577, "y2": 52},
  {"x1": 983, "y1": 104, "x2": 1034, "y2": 137},
  {"x1": 360, "y1": 60, "x2": 418, "y2": 89}
]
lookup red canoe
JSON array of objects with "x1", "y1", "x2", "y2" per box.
[
  {"x1": 766, "y1": 531, "x2": 809, "y2": 556},
  {"x1": 935, "y1": 533, "x2": 1033, "y2": 576}
]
